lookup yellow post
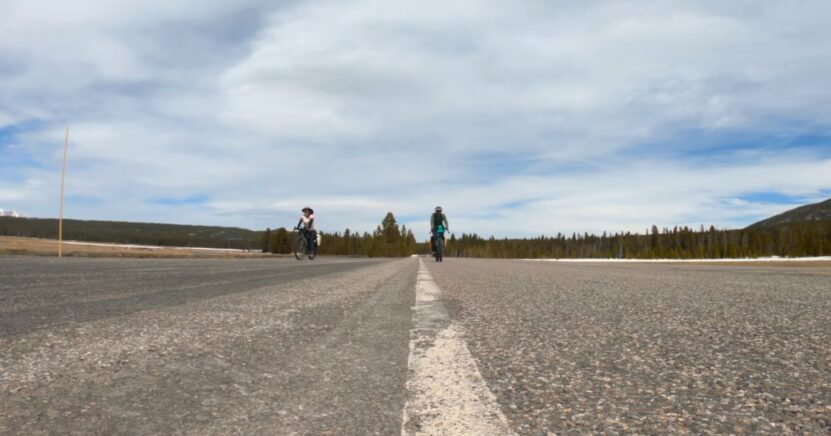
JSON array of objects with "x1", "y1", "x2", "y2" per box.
[{"x1": 58, "y1": 127, "x2": 69, "y2": 257}]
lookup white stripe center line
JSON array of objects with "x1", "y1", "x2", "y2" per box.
[{"x1": 401, "y1": 258, "x2": 515, "y2": 436}]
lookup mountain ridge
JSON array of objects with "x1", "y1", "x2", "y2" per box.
[{"x1": 747, "y1": 197, "x2": 831, "y2": 229}]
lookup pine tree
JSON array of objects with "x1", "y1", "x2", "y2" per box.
[
  {"x1": 381, "y1": 212, "x2": 401, "y2": 244},
  {"x1": 261, "y1": 228, "x2": 272, "y2": 253},
  {"x1": 271, "y1": 228, "x2": 290, "y2": 254}
]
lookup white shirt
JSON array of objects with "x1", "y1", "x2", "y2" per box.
[{"x1": 300, "y1": 214, "x2": 315, "y2": 230}]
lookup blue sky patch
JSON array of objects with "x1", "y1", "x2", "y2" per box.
[
  {"x1": 150, "y1": 194, "x2": 210, "y2": 206},
  {"x1": 463, "y1": 152, "x2": 539, "y2": 177},
  {"x1": 0, "y1": 120, "x2": 45, "y2": 143},
  {"x1": 65, "y1": 195, "x2": 105, "y2": 206},
  {"x1": 639, "y1": 126, "x2": 831, "y2": 165},
  {"x1": 738, "y1": 192, "x2": 807, "y2": 204}
]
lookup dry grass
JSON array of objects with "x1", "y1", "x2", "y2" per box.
[{"x1": 0, "y1": 236, "x2": 279, "y2": 259}]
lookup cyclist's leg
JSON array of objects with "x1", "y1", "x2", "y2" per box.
[
  {"x1": 307, "y1": 230, "x2": 316, "y2": 254},
  {"x1": 438, "y1": 232, "x2": 444, "y2": 260}
]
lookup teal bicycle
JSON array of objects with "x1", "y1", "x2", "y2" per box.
[{"x1": 432, "y1": 225, "x2": 445, "y2": 262}]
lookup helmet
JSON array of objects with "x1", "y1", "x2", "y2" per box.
[
  {"x1": 435, "y1": 206, "x2": 443, "y2": 212},
  {"x1": 302, "y1": 207, "x2": 314, "y2": 213}
]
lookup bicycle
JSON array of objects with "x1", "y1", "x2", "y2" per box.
[
  {"x1": 433, "y1": 228, "x2": 445, "y2": 262},
  {"x1": 293, "y1": 227, "x2": 317, "y2": 260}
]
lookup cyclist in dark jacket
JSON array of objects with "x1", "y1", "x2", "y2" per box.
[{"x1": 430, "y1": 206, "x2": 448, "y2": 252}]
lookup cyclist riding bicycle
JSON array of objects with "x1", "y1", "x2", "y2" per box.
[
  {"x1": 430, "y1": 206, "x2": 448, "y2": 253},
  {"x1": 296, "y1": 207, "x2": 317, "y2": 254}
]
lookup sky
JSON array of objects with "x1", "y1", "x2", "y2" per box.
[{"x1": 1, "y1": 0, "x2": 830, "y2": 239}]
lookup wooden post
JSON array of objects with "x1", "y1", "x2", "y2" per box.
[{"x1": 59, "y1": 127, "x2": 69, "y2": 257}]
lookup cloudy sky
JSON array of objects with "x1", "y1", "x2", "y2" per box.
[{"x1": 1, "y1": 0, "x2": 830, "y2": 239}]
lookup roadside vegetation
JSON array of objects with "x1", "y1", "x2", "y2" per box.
[
  {"x1": 264, "y1": 212, "x2": 418, "y2": 258},
  {"x1": 440, "y1": 220, "x2": 831, "y2": 259},
  {"x1": 1, "y1": 213, "x2": 419, "y2": 258},
  {"x1": 4, "y1": 212, "x2": 830, "y2": 259},
  {"x1": 0, "y1": 236, "x2": 271, "y2": 258}
]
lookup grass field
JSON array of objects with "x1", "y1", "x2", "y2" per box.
[{"x1": 0, "y1": 236, "x2": 277, "y2": 259}]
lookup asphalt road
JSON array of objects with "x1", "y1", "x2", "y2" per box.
[
  {"x1": 426, "y1": 259, "x2": 831, "y2": 434},
  {"x1": 1, "y1": 256, "x2": 829, "y2": 434},
  {"x1": 1, "y1": 256, "x2": 414, "y2": 435}
]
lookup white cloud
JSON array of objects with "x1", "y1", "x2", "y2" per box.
[
  {"x1": 220, "y1": 0, "x2": 831, "y2": 152},
  {"x1": 1, "y1": 0, "x2": 831, "y2": 238}
]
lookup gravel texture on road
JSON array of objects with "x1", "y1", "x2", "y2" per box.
[
  {"x1": 425, "y1": 259, "x2": 831, "y2": 434},
  {"x1": 0, "y1": 256, "x2": 385, "y2": 336},
  {"x1": 1, "y1": 256, "x2": 416, "y2": 434},
  {"x1": 3, "y1": 255, "x2": 830, "y2": 435}
]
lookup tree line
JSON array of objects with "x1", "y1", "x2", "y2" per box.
[
  {"x1": 263, "y1": 214, "x2": 831, "y2": 259},
  {"x1": 4, "y1": 213, "x2": 829, "y2": 259},
  {"x1": 262, "y1": 212, "x2": 418, "y2": 257},
  {"x1": 442, "y1": 220, "x2": 831, "y2": 259}
]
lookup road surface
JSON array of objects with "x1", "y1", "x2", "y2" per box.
[{"x1": 1, "y1": 256, "x2": 829, "y2": 434}]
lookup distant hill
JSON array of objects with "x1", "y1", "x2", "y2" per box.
[
  {"x1": 0, "y1": 217, "x2": 263, "y2": 250},
  {"x1": 747, "y1": 197, "x2": 831, "y2": 230}
]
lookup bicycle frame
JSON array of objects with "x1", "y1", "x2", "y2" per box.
[{"x1": 294, "y1": 227, "x2": 317, "y2": 260}]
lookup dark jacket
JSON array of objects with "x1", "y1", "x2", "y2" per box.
[{"x1": 431, "y1": 212, "x2": 448, "y2": 232}]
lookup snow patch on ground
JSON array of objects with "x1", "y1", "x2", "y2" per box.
[
  {"x1": 526, "y1": 256, "x2": 831, "y2": 263},
  {"x1": 61, "y1": 240, "x2": 249, "y2": 252},
  {"x1": 0, "y1": 209, "x2": 26, "y2": 218}
]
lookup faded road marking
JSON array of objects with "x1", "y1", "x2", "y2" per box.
[{"x1": 401, "y1": 258, "x2": 515, "y2": 436}]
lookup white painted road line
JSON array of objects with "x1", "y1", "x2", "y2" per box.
[{"x1": 401, "y1": 258, "x2": 515, "y2": 436}]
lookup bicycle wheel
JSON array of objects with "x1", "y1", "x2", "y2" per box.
[
  {"x1": 308, "y1": 243, "x2": 316, "y2": 260},
  {"x1": 294, "y1": 235, "x2": 307, "y2": 260},
  {"x1": 435, "y1": 236, "x2": 443, "y2": 262}
]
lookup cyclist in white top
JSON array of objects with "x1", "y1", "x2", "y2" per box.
[{"x1": 297, "y1": 207, "x2": 316, "y2": 254}]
